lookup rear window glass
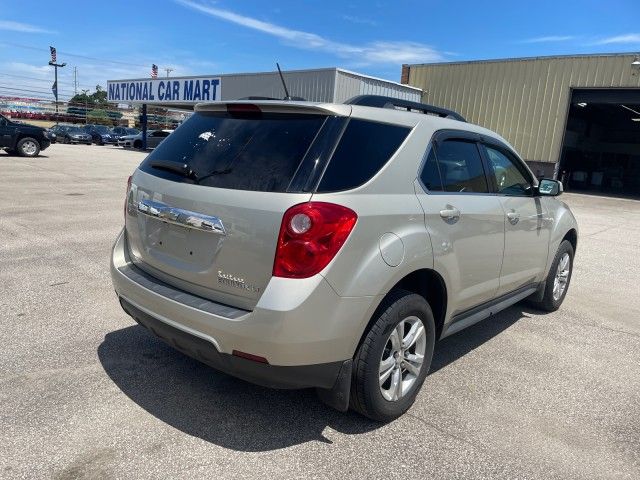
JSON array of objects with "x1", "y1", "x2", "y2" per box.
[
  {"x1": 140, "y1": 111, "x2": 326, "y2": 192},
  {"x1": 435, "y1": 140, "x2": 488, "y2": 193},
  {"x1": 317, "y1": 119, "x2": 410, "y2": 192}
]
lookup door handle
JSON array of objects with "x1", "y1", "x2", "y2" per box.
[
  {"x1": 506, "y1": 211, "x2": 520, "y2": 225},
  {"x1": 439, "y1": 207, "x2": 461, "y2": 221}
]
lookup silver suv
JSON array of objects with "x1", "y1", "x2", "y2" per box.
[{"x1": 111, "y1": 95, "x2": 578, "y2": 421}]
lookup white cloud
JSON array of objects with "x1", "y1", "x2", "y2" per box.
[
  {"x1": 0, "y1": 20, "x2": 56, "y2": 34},
  {"x1": 593, "y1": 33, "x2": 640, "y2": 45},
  {"x1": 175, "y1": 0, "x2": 444, "y2": 65},
  {"x1": 521, "y1": 35, "x2": 575, "y2": 44}
]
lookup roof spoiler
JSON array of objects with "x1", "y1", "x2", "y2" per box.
[{"x1": 344, "y1": 95, "x2": 465, "y2": 122}]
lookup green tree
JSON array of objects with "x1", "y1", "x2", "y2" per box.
[{"x1": 87, "y1": 109, "x2": 110, "y2": 125}]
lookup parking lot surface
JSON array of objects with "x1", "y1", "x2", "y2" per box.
[{"x1": 1, "y1": 144, "x2": 638, "y2": 479}]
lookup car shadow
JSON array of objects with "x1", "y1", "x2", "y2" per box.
[
  {"x1": 98, "y1": 325, "x2": 379, "y2": 451},
  {"x1": 431, "y1": 304, "x2": 536, "y2": 373},
  {"x1": 0, "y1": 152, "x2": 48, "y2": 158},
  {"x1": 98, "y1": 304, "x2": 534, "y2": 451}
]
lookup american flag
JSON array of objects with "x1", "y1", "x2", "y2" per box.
[
  {"x1": 151, "y1": 64, "x2": 158, "y2": 79},
  {"x1": 49, "y1": 46, "x2": 57, "y2": 63}
]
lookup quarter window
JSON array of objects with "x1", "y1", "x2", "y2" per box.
[
  {"x1": 317, "y1": 119, "x2": 410, "y2": 192},
  {"x1": 483, "y1": 146, "x2": 532, "y2": 195},
  {"x1": 420, "y1": 149, "x2": 443, "y2": 191},
  {"x1": 434, "y1": 140, "x2": 488, "y2": 193}
]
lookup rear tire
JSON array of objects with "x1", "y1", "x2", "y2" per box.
[
  {"x1": 17, "y1": 137, "x2": 41, "y2": 157},
  {"x1": 529, "y1": 240, "x2": 574, "y2": 312},
  {"x1": 350, "y1": 289, "x2": 435, "y2": 422}
]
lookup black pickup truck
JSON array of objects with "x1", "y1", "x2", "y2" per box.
[{"x1": 0, "y1": 114, "x2": 52, "y2": 157}]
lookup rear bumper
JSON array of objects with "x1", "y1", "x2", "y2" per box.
[
  {"x1": 110, "y1": 229, "x2": 378, "y2": 387},
  {"x1": 119, "y1": 297, "x2": 345, "y2": 389}
]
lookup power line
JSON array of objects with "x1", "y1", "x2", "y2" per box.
[
  {"x1": 0, "y1": 72, "x2": 87, "y2": 88},
  {"x1": 1, "y1": 41, "x2": 151, "y2": 68}
]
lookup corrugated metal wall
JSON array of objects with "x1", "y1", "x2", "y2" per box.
[
  {"x1": 219, "y1": 68, "x2": 421, "y2": 103},
  {"x1": 334, "y1": 70, "x2": 421, "y2": 103},
  {"x1": 406, "y1": 54, "x2": 640, "y2": 166},
  {"x1": 220, "y1": 69, "x2": 337, "y2": 102}
]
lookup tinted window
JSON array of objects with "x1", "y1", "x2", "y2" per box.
[
  {"x1": 484, "y1": 146, "x2": 532, "y2": 195},
  {"x1": 140, "y1": 111, "x2": 326, "y2": 192},
  {"x1": 317, "y1": 119, "x2": 410, "y2": 192},
  {"x1": 435, "y1": 140, "x2": 488, "y2": 193},
  {"x1": 420, "y1": 149, "x2": 443, "y2": 191}
]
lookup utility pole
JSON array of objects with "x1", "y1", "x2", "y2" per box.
[
  {"x1": 165, "y1": 68, "x2": 173, "y2": 78},
  {"x1": 48, "y1": 47, "x2": 66, "y2": 119},
  {"x1": 73, "y1": 67, "x2": 78, "y2": 95},
  {"x1": 81, "y1": 89, "x2": 89, "y2": 124}
]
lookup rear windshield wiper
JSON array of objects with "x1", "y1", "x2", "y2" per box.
[
  {"x1": 149, "y1": 160, "x2": 197, "y2": 181},
  {"x1": 149, "y1": 160, "x2": 231, "y2": 184}
]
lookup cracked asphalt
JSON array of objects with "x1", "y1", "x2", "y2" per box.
[{"x1": 1, "y1": 144, "x2": 638, "y2": 479}]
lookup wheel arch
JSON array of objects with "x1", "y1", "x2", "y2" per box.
[
  {"x1": 354, "y1": 268, "x2": 448, "y2": 356},
  {"x1": 563, "y1": 228, "x2": 578, "y2": 253}
]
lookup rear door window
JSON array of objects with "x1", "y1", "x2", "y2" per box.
[
  {"x1": 434, "y1": 140, "x2": 488, "y2": 193},
  {"x1": 140, "y1": 112, "x2": 326, "y2": 192},
  {"x1": 316, "y1": 119, "x2": 410, "y2": 192}
]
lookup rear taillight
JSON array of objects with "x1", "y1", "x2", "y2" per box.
[
  {"x1": 273, "y1": 202, "x2": 357, "y2": 278},
  {"x1": 124, "y1": 175, "x2": 132, "y2": 220}
]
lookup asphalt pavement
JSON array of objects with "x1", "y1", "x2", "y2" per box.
[{"x1": 0, "y1": 144, "x2": 638, "y2": 479}]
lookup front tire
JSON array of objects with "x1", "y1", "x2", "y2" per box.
[
  {"x1": 530, "y1": 240, "x2": 574, "y2": 312},
  {"x1": 350, "y1": 289, "x2": 435, "y2": 422},
  {"x1": 133, "y1": 140, "x2": 142, "y2": 149},
  {"x1": 17, "y1": 137, "x2": 41, "y2": 157}
]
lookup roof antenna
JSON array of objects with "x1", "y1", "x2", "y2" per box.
[{"x1": 276, "y1": 63, "x2": 292, "y2": 100}]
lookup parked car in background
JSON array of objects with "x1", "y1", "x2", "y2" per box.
[
  {"x1": 0, "y1": 113, "x2": 52, "y2": 157},
  {"x1": 49, "y1": 124, "x2": 70, "y2": 138},
  {"x1": 45, "y1": 128, "x2": 57, "y2": 144},
  {"x1": 111, "y1": 96, "x2": 578, "y2": 421},
  {"x1": 111, "y1": 126, "x2": 139, "y2": 137},
  {"x1": 55, "y1": 125, "x2": 92, "y2": 144},
  {"x1": 83, "y1": 124, "x2": 116, "y2": 145},
  {"x1": 117, "y1": 129, "x2": 173, "y2": 149}
]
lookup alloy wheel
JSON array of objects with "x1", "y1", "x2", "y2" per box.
[
  {"x1": 553, "y1": 252, "x2": 571, "y2": 301},
  {"x1": 379, "y1": 316, "x2": 426, "y2": 401},
  {"x1": 21, "y1": 140, "x2": 37, "y2": 156}
]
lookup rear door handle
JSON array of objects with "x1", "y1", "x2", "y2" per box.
[
  {"x1": 439, "y1": 207, "x2": 461, "y2": 221},
  {"x1": 506, "y1": 211, "x2": 520, "y2": 225}
]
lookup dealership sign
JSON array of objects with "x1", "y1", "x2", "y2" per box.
[{"x1": 107, "y1": 77, "x2": 221, "y2": 104}]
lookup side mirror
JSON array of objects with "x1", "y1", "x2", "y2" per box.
[{"x1": 538, "y1": 179, "x2": 563, "y2": 196}]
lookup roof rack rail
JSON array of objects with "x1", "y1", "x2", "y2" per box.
[
  {"x1": 238, "y1": 95, "x2": 307, "y2": 101},
  {"x1": 344, "y1": 95, "x2": 466, "y2": 122}
]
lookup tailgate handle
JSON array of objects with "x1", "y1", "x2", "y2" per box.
[{"x1": 137, "y1": 199, "x2": 226, "y2": 235}]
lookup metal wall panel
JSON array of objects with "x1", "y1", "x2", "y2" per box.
[
  {"x1": 334, "y1": 70, "x2": 422, "y2": 103},
  {"x1": 218, "y1": 68, "x2": 421, "y2": 104},
  {"x1": 406, "y1": 54, "x2": 640, "y2": 166},
  {"x1": 219, "y1": 69, "x2": 337, "y2": 102}
]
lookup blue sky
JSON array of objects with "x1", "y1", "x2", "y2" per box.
[{"x1": 1, "y1": 0, "x2": 639, "y2": 101}]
